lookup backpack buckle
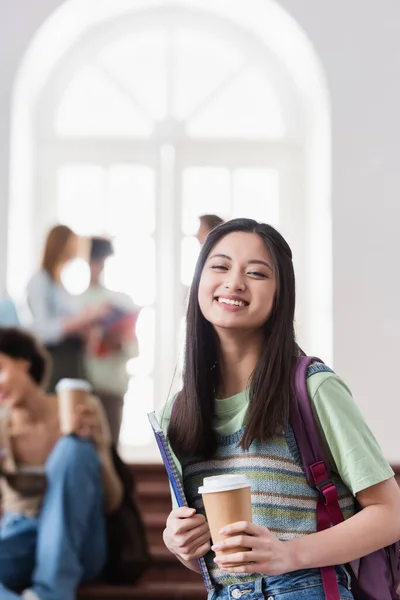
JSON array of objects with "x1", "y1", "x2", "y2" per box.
[
  {"x1": 315, "y1": 479, "x2": 338, "y2": 504},
  {"x1": 315, "y1": 478, "x2": 331, "y2": 492}
]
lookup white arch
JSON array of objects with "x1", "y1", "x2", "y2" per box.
[{"x1": 9, "y1": 0, "x2": 332, "y2": 362}]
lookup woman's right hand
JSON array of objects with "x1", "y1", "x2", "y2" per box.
[{"x1": 163, "y1": 506, "x2": 211, "y2": 562}]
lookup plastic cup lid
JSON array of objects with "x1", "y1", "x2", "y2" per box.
[
  {"x1": 55, "y1": 378, "x2": 92, "y2": 393},
  {"x1": 198, "y1": 474, "x2": 251, "y2": 494}
]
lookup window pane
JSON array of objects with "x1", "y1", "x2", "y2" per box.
[
  {"x1": 104, "y1": 237, "x2": 156, "y2": 306},
  {"x1": 127, "y1": 307, "x2": 155, "y2": 376},
  {"x1": 181, "y1": 236, "x2": 200, "y2": 286},
  {"x1": 107, "y1": 165, "x2": 156, "y2": 236},
  {"x1": 232, "y1": 168, "x2": 280, "y2": 225},
  {"x1": 55, "y1": 65, "x2": 153, "y2": 138},
  {"x1": 57, "y1": 165, "x2": 106, "y2": 235},
  {"x1": 173, "y1": 28, "x2": 244, "y2": 120},
  {"x1": 98, "y1": 32, "x2": 168, "y2": 121},
  {"x1": 187, "y1": 67, "x2": 285, "y2": 139},
  {"x1": 120, "y1": 376, "x2": 153, "y2": 446},
  {"x1": 182, "y1": 167, "x2": 230, "y2": 235}
]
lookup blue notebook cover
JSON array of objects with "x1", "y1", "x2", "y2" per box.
[{"x1": 147, "y1": 411, "x2": 212, "y2": 591}]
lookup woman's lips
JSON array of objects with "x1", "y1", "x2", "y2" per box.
[{"x1": 214, "y1": 296, "x2": 249, "y2": 310}]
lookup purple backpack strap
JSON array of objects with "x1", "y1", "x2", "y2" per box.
[{"x1": 291, "y1": 356, "x2": 345, "y2": 600}]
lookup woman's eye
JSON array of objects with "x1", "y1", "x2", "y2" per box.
[
  {"x1": 211, "y1": 265, "x2": 228, "y2": 271},
  {"x1": 248, "y1": 271, "x2": 268, "y2": 278}
]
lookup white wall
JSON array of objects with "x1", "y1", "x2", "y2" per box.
[
  {"x1": 2, "y1": 0, "x2": 400, "y2": 460},
  {"x1": 280, "y1": 0, "x2": 400, "y2": 462},
  {"x1": 1, "y1": 0, "x2": 60, "y2": 291}
]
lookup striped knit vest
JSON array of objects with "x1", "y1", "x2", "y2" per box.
[{"x1": 182, "y1": 424, "x2": 355, "y2": 587}]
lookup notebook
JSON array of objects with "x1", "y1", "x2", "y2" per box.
[{"x1": 147, "y1": 411, "x2": 212, "y2": 591}]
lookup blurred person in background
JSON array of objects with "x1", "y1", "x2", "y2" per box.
[
  {"x1": 0, "y1": 327, "x2": 123, "y2": 600},
  {"x1": 79, "y1": 237, "x2": 140, "y2": 444},
  {"x1": 26, "y1": 226, "x2": 109, "y2": 392},
  {"x1": 196, "y1": 214, "x2": 224, "y2": 245},
  {"x1": 0, "y1": 296, "x2": 20, "y2": 327}
]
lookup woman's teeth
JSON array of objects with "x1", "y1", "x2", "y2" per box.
[{"x1": 217, "y1": 297, "x2": 246, "y2": 307}]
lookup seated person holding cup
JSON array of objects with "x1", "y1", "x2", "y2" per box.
[{"x1": 0, "y1": 327, "x2": 123, "y2": 600}]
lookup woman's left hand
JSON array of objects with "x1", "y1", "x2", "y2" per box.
[
  {"x1": 73, "y1": 404, "x2": 106, "y2": 451},
  {"x1": 212, "y1": 522, "x2": 296, "y2": 575}
]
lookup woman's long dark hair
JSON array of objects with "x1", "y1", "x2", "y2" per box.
[{"x1": 168, "y1": 218, "x2": 302, "y2": 459}]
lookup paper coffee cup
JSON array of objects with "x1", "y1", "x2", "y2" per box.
[
  {"x1": 199, "y1": 474, "x2": 252, "y2": 566},
  {"x1": 55, "y1": 378, "x2": 92, "y2": 435}
]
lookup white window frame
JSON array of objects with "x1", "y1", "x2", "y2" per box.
[{"x1": 28, "y1": 7, "x2": 309, "y2": 461}]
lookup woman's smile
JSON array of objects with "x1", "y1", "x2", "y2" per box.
[{"x1": 214, "y1": 294, "x2": 249, "y2": 310}]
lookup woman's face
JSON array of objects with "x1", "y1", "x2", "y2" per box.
[
  {"x1": 198, "y1": 232, "x2": 277, "y2": 334},
  {"x1": 0, "y1": 353, "x2": 32, "y2": 408}
]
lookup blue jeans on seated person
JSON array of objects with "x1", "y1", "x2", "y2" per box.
[
  {"x1": 0, "y1": 436, "x2": 107, "y2": 600},
  {"x1": 207, "y1": 567, "x2": 354, "y2": 599}
]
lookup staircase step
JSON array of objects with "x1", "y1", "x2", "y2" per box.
[
  {"x1": 150, "y1": 543, "x2": 173, "y2": 561},
  {"x1": 78, "y1": 581, "x2": 206, "y2": 600},
  {"x1": 77, "y1": 464, "x2": 207, "y2": 600},
  {"x1": 140, "y1": 565, "x2": 203, "y2": 584},
  {"x1": 131, "y1": 464, "x2": 169, "y2": 486},
  {"x1": 137, "y1": 480, "x2": 170, "y2": 498},
  {"x1": 143, "y1": 512, "x2": 167, "y2": 529},
  {"x1": 138, "y1": 501, "x2": 170, "y2": 521},
  {"x1": 149, "y1": 544, "x2": 201, "y2": 567}
]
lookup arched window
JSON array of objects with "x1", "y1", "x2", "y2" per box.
[{"x1": 9, "y1": 0, "x2": 331, "y2": 461}]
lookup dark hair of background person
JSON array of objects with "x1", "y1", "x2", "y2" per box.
[
  {"x1": 0, "y1": 327, "x2": 51, "y2": 387},
  {"x1": 41, "y1": 225, "x2": 75, "y2": 281},
  {"x1": 168, "y1": 217, "x2": 303, "y2": 460},
  {"x1": 199, "y1": 214, "x2": 224, "y2": 231},
  {"x1": 90, "y1": 237, "x2": 114, "y2": 262}
]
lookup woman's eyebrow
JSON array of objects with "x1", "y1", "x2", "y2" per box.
[
  {"x1": 208, "y1": 253, "x2": 231, "y2": 261},
  {"x1": 208, "y1": 254, "x2": 273, "y2": 272},
  {"x1": 248, "y1": 259, "x2": 273, "y2": 272}
]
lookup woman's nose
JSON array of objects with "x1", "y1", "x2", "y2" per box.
[{"x1": 224, "y1": 278, "x2": 246, "y2": 292}]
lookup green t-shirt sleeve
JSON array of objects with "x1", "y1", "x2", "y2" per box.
[
  {"x1": 307, "y1": 372, "x2": 394, "y2": 495},
  {"x1": 157, "y1": 395, "x2": 174, "y2": 437}
]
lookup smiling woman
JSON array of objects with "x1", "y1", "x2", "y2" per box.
[
  {"x1": 159, "y1": 218, "x2": 400, "y2": 600},
  {"x1": 171, "y1": 219, "x2": 295, "y2": 454}
]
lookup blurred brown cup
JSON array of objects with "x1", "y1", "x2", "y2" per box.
[{"x1": 55, "y1": 378, "x2": 92, "y2": 435}]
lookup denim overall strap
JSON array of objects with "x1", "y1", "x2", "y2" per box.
[{"x1": 291, "y1": 356, "x2": 344, "y2": 600}]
